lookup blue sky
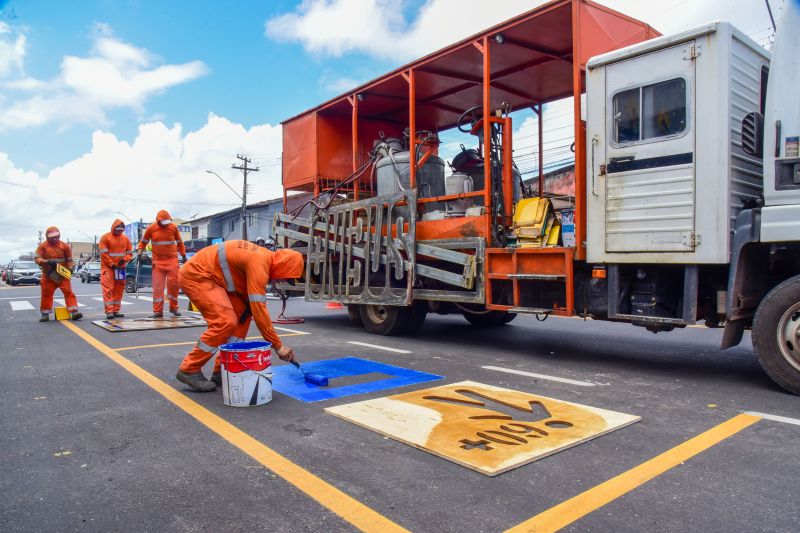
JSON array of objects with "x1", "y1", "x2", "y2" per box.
[
  {"x1": 0, "y1": 0, "x2": 775, "y2": 261},
  {"x1": 0, "y1": 0, "x2": 401, "y2": 171}
]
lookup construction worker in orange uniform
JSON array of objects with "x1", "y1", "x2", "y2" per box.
[
  {"x1": 99, "y1": 219, "x2": 134, "y2": 319},
  {"x1": 176, "y1": 240, "x2": 304, "y2": 392},
  {"x1": 137, "y1": 210, "x2": 187, "y2": 318},
  {"x1": 35, "y1": 226, "x2": 82, "y2": 322}
]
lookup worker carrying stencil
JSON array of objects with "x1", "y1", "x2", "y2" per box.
[
  {"x1": 176, "y1": 240, "x2": 305, "y2": 392},
  {"x1": 99, "y1": 219, "x2": 134, "y2": 319},
  {"x1": 137, "y1": 210, "x2": 187, "y2": 318},
  {"x1": 35, "y1": 226, "x2": 82, "y2": 322}
]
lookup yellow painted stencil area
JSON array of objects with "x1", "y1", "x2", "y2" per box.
[{"x1": 325, "y1": 381, "x2": 640, "y2": 476}]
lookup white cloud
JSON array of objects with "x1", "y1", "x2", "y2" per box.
[
  {"x1": 0, "y1": 27, "x2": 25, "y2": 78},
  {"x1": 0, "y1": 113, "x2": 283, "y2": 262},
  {"x1": 0, "y1": 23, "x2": 209, "y2": 132},
  {"x1": 266, "y1": 0, "x2": 539, "y2": 61},
  {"x1": 266, "y1": 0, "x2": 773, "y2": 63}
]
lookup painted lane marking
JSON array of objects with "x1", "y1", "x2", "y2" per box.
[
  {"x1": 275, "y1": 325, "x2": 310, "y2": 335},
  {"x1": 505, "y1": 414, "x2": 761, "y2": 532},
  {"x1": 137, "y1": 295, "x2": 154, "y2": 302},
  {"x1": 10, "y1": 300, "x2": 34, "y2": 311},
  {"x1": 115, "y1": 333, "x2": 308, "y2": 352},
  {"x1": 53, "y1": 299, "x2": 86, "y2": 307},
  {"x1": 482, "y1": 366, "x2": 596, "y2": 387},
  {"x1": 60, "y1": 321, "x2": 408, "y2": 532},
  {"x1": 347, "y1": 341, "x2": 411, "y2": 354},
  {"x1": 744, "y1": 411, "x2": 800, "y2": 427},
  {"x1": 92, "y1": 297, "x2": 132, "y2": 305}
]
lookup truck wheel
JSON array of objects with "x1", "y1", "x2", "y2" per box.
[
  {"x1": 462, "y1": 309, "x2": 515, "y2": 326},
  {"x1": 752, "y1": 275, "x2": 800, "y2": 395},
  {"x1": 346, "y1": 304, "x2": 363, "y2": 325},
  {"x1": 406, "y1": 301, "x2": 428, "y2": 333},
  {"x1": 359, "y1": 304, "x2": 412, "y2": 336}
]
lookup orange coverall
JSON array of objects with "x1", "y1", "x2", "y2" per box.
[
  {"x1": 35, "y1": 226, "x2": 78, "y2": 314},
  {"x1": 178, "y1": 241, "x2": 304, "y2": 374},
  {"x1": 138, "y1": 210, "x2": 186, "y2": 314},
  {"x1": 99, "y1": 219, "x2": 133, "y2": 314}
]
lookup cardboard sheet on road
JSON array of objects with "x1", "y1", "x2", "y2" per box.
[
  {"x1": 326, "y1": 380, "x2": 640, "y2": 476},
  {"x1": 92, "y1": 315, "x2": 206, "y2": 332}
]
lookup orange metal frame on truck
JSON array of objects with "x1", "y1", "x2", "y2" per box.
[{"x1": 280, "y1": 0, "x2": 659, "y2": 313}]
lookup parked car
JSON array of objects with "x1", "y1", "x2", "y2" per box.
[
  {"x1": 79, "y1": 262, "x2": 101, "y2": 283},
  {"x1": 124, "y1": 254, "x2": 153, "y2": 292},
  {"x1": 6, "y1": 260, "x2": 41, "y2": 286}
]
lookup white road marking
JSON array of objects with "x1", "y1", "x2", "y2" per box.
[
  {"x1": 137, "y1": 295, "x2": 154, "y2": 301},
  {"x1": 92, "y1": 297, "x2": 132, "y2": 305},
  {"x1": 54, "y1": 299, "x2": 86, "y2": 307},
  {"x1": 347, "y1": 341, "x2": 411, "y2": 354},
  {"x1": 481, "y1": 365, "x2": 596, "y2": 387},
  {"x1": 744, "y1": 411, "x2": 800, "y2": 427},
  {"x1": 10, "y1": 300, "x2": 34, "y2": 310},
  {"x1": 274, "y1": 326, "x2": 310, "y2": 335},
  {"x1": 178, "y1": 295, "x2": 189, "y2": 300}
]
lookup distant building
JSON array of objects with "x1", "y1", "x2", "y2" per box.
[
  {"x1": 188, "y1": 198, "x2": 285, "y2": 244},
  {"x1": 68, "y1": 241, "x2": 97, "y2": 262}
]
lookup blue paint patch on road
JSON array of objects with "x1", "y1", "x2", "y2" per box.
[{"x1": 271, "y1": 356, "x2": 443, "y2": 402}]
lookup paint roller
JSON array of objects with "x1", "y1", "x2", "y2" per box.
[{"x1": 290, "y1": 360, "x2": 328, "y2": 386}]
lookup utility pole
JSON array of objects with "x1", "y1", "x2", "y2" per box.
[
  {"x1": 38, "y1": 230, "x2": 43, "y2": 243},
  {"x1": 231, "y1": 154, "x2": 259, "y2": 241}
]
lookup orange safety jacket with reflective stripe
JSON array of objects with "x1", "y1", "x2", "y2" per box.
[
  {"x1": 181, "y1": 241, "x2": 304, "y2": 350},
  {"x1": 35, "y1": 226, "x2": 73, "y2": 276},
  {"x1": 137, "y1": 209, "x2": 186, "y2": 264},
  {"x1": 99, "y1": 218, "x2": 134, "y2": 269}
]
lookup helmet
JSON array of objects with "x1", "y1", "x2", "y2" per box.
[{"x1": 255, "y1": 236, "x2": 266, "y2": 247}]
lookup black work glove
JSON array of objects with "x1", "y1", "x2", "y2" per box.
[
  {"x1": 181, "y1": 255, "x2": 187, "y2": 262},
  {"x1": 47, "y1": 259, "x2": 58, "y2": 265},
  {"x1": 118, "y1": 259, "x2": 125, "y2": 267}
]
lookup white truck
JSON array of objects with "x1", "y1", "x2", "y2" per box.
[{"x1": 274, "y1": 0, "x2": 800, "y2": 394}]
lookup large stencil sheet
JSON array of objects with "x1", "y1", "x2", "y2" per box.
[{"x1": 326, "y1": 380, "x2": 640, "y2": 476}]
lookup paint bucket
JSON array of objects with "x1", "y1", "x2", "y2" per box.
[{"x1": 218, "y1": 341, "x2": 273, "y2": 407}]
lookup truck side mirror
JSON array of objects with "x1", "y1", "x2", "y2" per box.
[{"x1": 741, "y1": 111, "x2": 764, "y2": 158}]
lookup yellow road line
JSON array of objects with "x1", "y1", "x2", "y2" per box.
[
  {"x1": 506, "y1": 413, "x2": 760, "y2": 533},
  {"x1": 115, "y1": 333, "x2": 307, "y2": 351},
  {"x1": 61, "y1": 321, "x2": 408, "y2": 533}
]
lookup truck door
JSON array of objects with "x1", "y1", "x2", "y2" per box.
[{"x1": 604, "y1": 42, "x2": 696, "y2": 252}]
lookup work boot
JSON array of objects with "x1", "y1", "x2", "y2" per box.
[
  {"x1": 114, "y1": 312, "x2": 125, "y2": 318},
  {"x1": 71, "y1": 312, "x2": 83, "y2": 321},
  {"x1": 106, "y1": 313, "x2": 115, "y2": 320},
  {"x1": 210, "y1": 372, "x2": 222, "y2": 387},
  {"x1": 39, "y1": 313, "x2": 50, "y2": 322},
  {"x1": 150, "y1": 312, "x2": 163, "y2": 319},
  {"x1": 170, "y1": 308, "x2": 182, "y2": 317},
  {"x1": 176, "y1": 370, "x2": 216, "y2": 392}
]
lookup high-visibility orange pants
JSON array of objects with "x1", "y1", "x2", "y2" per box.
[
  {"x1": 100, "y1": 268, "x2": 125, "y2": 313},
  {"x1": 40, "y1": 276, "x2": 78, "y2": 314},
  {"x1": 178, "y1": 271, "x2": 251, "y2": 374},
  {"x1": 152, "y1": 261, "x2": 180, "y2": 314}
]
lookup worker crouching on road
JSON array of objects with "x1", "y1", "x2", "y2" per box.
[
  {"x1": 138, "y1": 209, "x2": 186, "y2": 318},
  {"x1": 99, "y1": 219, "x2": 133, "y2": 319},
  {"x1": 35, "y1": 226, "x2": 82, "y2": 322},
  {"x1": 176, "y1": 241, "x2": 304, "y2": 392}
]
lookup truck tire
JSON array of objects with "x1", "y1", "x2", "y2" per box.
[
  {"x1": 359, "y1": 304, "x2": 413, "y2": 336},
  {"x1": 462, "y1": 310, "x2": 516, "y2": 326},
  {"x1": 752, "y1": 275, "x2": 800, "y2": 395},
  {"x1": 125, "y1": 278, "x2": 136, "y2": 293},
  {"x1": 406, "y1": 301, "x2": 428, "y2": 333},
  {"x1": 346, "y1": 304, "x2": 362, "y2": 325}
]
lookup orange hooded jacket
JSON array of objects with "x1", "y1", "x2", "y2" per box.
[
  {"x1": 99, "y1": 219, "x2": 133, "y2": 269},
  {"x1": 35, "y1": 226, "x2": 73, "y2": 275},
  {"x1": 182, "y1": 241, "x2": 304, "y2": 349},
  {"x1": 137, "y1": 210, "x2": 186, "y2": 264}
]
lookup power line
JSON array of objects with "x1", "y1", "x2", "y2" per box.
[{"x1": 0, "y1": 179, "x2": 240, "y2": 207}]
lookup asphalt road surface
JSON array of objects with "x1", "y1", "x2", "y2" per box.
[{"x1": 1, "y1": 282, "x2": 798, "y2": 532}]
